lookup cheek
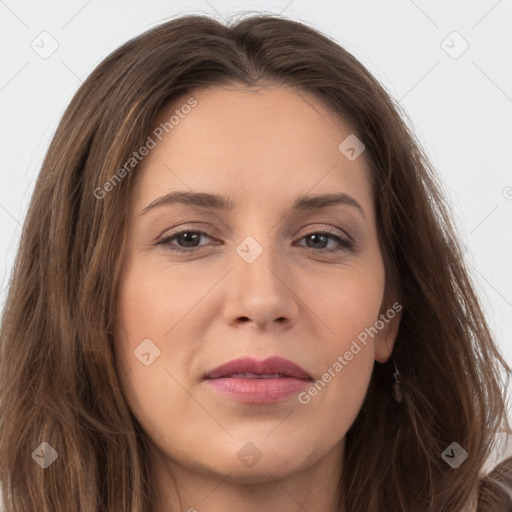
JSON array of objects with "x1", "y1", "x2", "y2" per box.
[
  {"x1": 113, "y1": 257, "x2": 204, "y2": 359},
  {"x1": 305, "y1": 264, "x2": 384, "y2": 348},
  {"x1": 112, "y1": 260, "x2": 203, "y2": 431},
  {"x1": 298, "y1": 266, "x2": 383, "y2": 411}
]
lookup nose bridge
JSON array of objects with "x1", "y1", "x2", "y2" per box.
[
  {"x1": 234, "y1": 231, "x2": 287, "y2": 294},
  {"x1": 223, "y1": 227, "x2": 299, "y2": 328}
]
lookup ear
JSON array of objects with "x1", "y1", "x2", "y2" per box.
[{"x1": 374, "y1": 299, "x2": 402, "y2": 364}]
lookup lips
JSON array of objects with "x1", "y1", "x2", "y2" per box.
[
  {"x1": 203, "y1": 357, "x2": 314, "y2": 404},
  {"x1": 204, "y1": 356, "x2": 313, "y2": 381}
]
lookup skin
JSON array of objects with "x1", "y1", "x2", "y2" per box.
[{"x1": 113, "y1": 83, "x2": 402, "y2": 512}]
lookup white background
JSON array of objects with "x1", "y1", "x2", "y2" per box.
[{"x1": 0, "y1": 0, "x2": 511, "y2": 479}]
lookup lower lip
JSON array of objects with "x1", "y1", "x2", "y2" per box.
[{"x1": 205, "y1": 377, "x2": 310, "y2": 404}]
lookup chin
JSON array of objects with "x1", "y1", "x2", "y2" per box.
[
  {"x1": 210, "y1": 456, "x2": 305, "y2": 484},
  {"x1": 196, "y1": 440, "x2": 314, "y2": 482}
]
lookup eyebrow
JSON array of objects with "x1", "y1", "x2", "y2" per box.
[{"x1": 140, "y1": 191, "x2": 366, "y2": 219}]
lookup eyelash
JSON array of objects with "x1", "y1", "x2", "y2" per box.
[{"x1": 155, "y1": 228, "x2": 354, "y2": 254}]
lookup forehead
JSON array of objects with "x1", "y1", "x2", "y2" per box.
[{"x1": 131, "y1": 85, "x2": 373, "y2": 216}]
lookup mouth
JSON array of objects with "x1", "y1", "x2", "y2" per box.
[
  {"x1": 204, "y1": 355, "x2": 312, "y2": 380},
  {"x1": 203, "y1": 356, "x2": 313, "y2": 404},
  {"x1": 223, "y1": 372, "x2": 290, "y2": 378}
]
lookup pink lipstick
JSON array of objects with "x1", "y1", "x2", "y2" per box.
[{"x1": 203, "y1": 356, "x2": 313, "y2": 404}]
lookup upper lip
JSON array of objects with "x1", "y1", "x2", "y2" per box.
[{"x1": 204, "y1": 356, "x2": 313, "y2": 380}]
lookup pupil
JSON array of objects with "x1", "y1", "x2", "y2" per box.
[
  {"x1": 309, "y1": 234, "x2": 327, "y2": 248},
  {"x1": 180, "y1": 232, "x2": 198, "y2": 247}
]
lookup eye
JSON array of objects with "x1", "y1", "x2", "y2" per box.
[
  {"x1": 155, "y1": 228, "x2": 354, "y2": 254},
  {"x1": 156, "y1": 230, "x2": 215, "y2": 253},
  {"x1": 296, "y1": 230, "x2": 354, "y2": 253}
]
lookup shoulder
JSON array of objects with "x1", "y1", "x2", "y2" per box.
[
  {"x1": 461, "y1": 485, "x2": 478, "y2": 512},
  {"x1": 475, "y1": 432, "x2": 512, "y2": 511},
  {"x1": 457, "y1": 433, "x2": 512, "y2": 512},
  {"x1": 482, "y1": 430, "x2": 512, "y2": 473}
]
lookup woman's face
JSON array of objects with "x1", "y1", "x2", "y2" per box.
[{"x1": 113, "y1": 84, "x2": 400, "y2": 489}]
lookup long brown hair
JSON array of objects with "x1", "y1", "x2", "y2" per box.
[{"x1": 0, "y1": 12, "x2": 510, "y2": 512}]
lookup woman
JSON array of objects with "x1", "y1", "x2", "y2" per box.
[{"x1": 0, "y1": 13, "x2": 510, "y2": 512}]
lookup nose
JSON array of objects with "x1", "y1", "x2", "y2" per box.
[{"x1": 222, "y1": 239, "x2": 300, "y2": 331}]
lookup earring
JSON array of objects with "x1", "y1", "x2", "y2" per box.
[{"x1": 391, "y1": 359, "x2": 403, "y2": 404}]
